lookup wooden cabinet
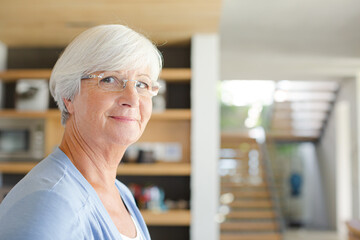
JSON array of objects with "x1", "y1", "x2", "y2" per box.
[{"x1": 0, "y1": 68, "x2": 192, "y2": 227}]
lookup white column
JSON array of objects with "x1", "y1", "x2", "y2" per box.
[
  {"x1": 336, "y1": 100, "x2": 352, "y2": 237},
  {"x1": 0, "y1": 41, "x2": 6, "y2": 70},
  {"x1": 0, "y1": 41, "x2": 7, "y2": 187},
  {"x1": 191, "y1": 34, "x2": 220, "y2": 240},
  {"x1": 357, "y1": 73, "x2": 360, "y2": 220}
]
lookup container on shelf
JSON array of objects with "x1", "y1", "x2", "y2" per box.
[{"x1": 15, "y1": 79, "x2": 49, "y2": 111}]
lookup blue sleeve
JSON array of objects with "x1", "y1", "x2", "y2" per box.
[{"x1": 0, "y1": 190, "x2": 82, "y2": 240}]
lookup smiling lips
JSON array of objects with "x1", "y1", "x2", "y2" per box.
[{"x1": 109, "y1": 116, "x2": 139, "y2": 122}]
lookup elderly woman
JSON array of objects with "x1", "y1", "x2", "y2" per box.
[{"x1": 0, "y1": 24, "x2": 162, "y2": 240}]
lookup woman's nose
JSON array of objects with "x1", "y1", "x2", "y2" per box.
[{"x1": 118, "y1": 81, "x2": 140, "y2": 107}]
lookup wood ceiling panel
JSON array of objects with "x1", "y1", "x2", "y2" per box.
[{"x1": 0, "y1": 0, "x2": 221, "y2": 46}]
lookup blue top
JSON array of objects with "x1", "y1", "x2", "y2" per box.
[{"x1": 0, "y1": 148, "x2": 150, "y2": 240}]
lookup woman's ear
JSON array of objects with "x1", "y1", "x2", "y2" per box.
[{"x1": 63, "y1": 98, "x2": 74, "y2": 114}]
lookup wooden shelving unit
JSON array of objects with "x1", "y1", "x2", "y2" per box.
[
  {"x1": 0, "y1": 68, "x2": 192, "y2": 229},
  {"x1": 0, "y1": 108, "x2": 191, "y2": 157},
  {"x1": 0, "y1": 109, "x2": 60, "y2": 118},
  {"x1": 141, "y1": 209, "x2": 191, "y2": 226},
  {"x1": 151, "y1": 109, "x2": 191, "y2": 120},
  {"x1": 0, "y1": 69, "x2": 52, "y2": 81},
  {"x1": 0, "y1": 162, "x2": 191, "y2": 176},
  {"x1": 0, "y1": 162, "x2": 36, "y2": 174},
  {"x1": 117, "y1": 162, "x2": 191, "y2": 176},
  {"x1": 0, "y1": 109, "x2": 191, "y2": 120},
  {"x1": 0, "y1": 68, "x2": 191, "y2": 82}
]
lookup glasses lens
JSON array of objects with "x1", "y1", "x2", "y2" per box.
[
  {"x1": 98, "y1": 75, "x2": 125, "y2": 91},
  {"x1": 150, "y1": 84, "x2": 160, "y2": 96},
  {"x1": 97, "y1": 72, "x2": 159, "y2": 97}
]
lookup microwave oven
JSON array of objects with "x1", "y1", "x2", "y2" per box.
[{"x1": 0, "y1": 118, "x2": 45, "y2": 161}]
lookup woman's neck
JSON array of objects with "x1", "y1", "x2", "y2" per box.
[{"x1": 59, "y1": 120, "x2": 127, "y2": 189}]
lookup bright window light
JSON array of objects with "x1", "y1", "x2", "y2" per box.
[
  {"x1": 274, "y1": 90, "x2": 287, "y2": 102},
  {"x1": 222, "y1": 80, "x2": 275, "y2": 106}
]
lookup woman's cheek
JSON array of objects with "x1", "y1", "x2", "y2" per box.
[{"x1": 141, "y1": 100, "x2": 153, "y2": 127}]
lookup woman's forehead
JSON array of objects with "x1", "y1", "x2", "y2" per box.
[{"x1": 105, "y1": 67, "x2": 154, "y2": 78}]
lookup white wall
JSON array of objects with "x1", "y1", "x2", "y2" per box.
[
  {"x1": 317, "y1": 78, "x2": 358, "y2": 229},
  {"x1": 335, "y1": 100, "x2": 352, "y2": 237},
  {"x1": 301, "y1": 143, "x2": 328, "y2": 229},
  {"x1": 191, "y1": 34, "x2": 220, "y2": 240},
  {"x1": 0, "y1": 41, "x2": 6, "y2": 187},
  {"x1": 0, "y1": 42, "x2": 6, "y2": 70}
]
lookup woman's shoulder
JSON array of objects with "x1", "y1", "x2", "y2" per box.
[
  {"x1": 0, "y1": 149, "x2": 90, "y2": 239},
  {"x1": 0, "y1": 189, "x2": 83, "y2": 239},
  {"x1": 1, "y1": 148, "x2": 90, "y2": 214}
]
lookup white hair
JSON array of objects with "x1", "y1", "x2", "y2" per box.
[{"x1": 49, "y1": 24, "x2": 163, "y2": 125}]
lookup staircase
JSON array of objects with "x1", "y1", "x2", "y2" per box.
[{"x1": 219, "y1": 135, "x2": 283, "y2": 240}]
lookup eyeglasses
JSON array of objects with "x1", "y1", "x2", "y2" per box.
[{"x1": 81, "y1": 72, "x2": 160, "y2": 97}]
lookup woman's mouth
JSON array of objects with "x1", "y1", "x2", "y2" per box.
[{"x1": 109, "y1": 116, "x2": 138, "y2": 122}]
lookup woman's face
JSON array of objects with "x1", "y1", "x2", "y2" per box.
[{"x1": 66, "y1": 67, "x2": 153, "y2": 148}]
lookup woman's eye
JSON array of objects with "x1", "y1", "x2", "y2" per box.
[
  {"x1": 100, "y1": 76, "x2": 116, "y2": 84},
  {"x1": 136, "y1": 81, "x2": 150, "y2": 89}
]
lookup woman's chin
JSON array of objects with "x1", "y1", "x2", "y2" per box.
[{"x1": 108, "y1": 131, "x2": 141, "y2": 147}]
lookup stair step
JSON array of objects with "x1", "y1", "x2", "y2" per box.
[
  {"x1": 223, "y1": 187, "x2": 269, "y2": 191},
  {"x1": 229, "y1": 200, "x2": 273, "y2": 208},
  {"x1": 220, "y1": 143, "x2": 282, "y2": 240},
  {"x1": 221, "y1": 174, "x2": 267, "y2": 182},
  {"x1": 219, "y1": 158, "x2": 264, "y2": 164},
  {"x1": 221, "y1": 232, "x2": 282, "y2": 240},
  {"x1": 227, "y1": 210, "x2": 276, "y2": 219},
  {"x1": 221, "y1": 182, "x2": 267, "y2": 188},
  {"x1": 221, "y1": 221, "x2": 279, "y2": 231},
  {"x1": 222, "y1": 188, "x2": 269, "y2": 193},
  {"x1": 220, "y1": 167, "x2": 265, "y2": 172},
  {"x1": 224, "y1": 191, "x2": 270, "y2": 199},
  {"x1": 220, "y1": 157, "x2": 251, "y2": 160}
]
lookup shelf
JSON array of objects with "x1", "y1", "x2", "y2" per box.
[
  {"x1": 0, "y1": 109, "x2": 61, "y2": 118},
  {"x1": 117, "y1": 162, "x2": 191, "y2": 176},
  {"x1": 0, "y1": 68, "x2": 191, "y2": 82},
  {"x1": 140, "y1": 209, "x2": 190, "y2": 226},
  {"x1": 0, "y1": 69, "x2": 52, "y2": 81},
  {"x1": 0, "y1": 109, "x2": 190, "y2": 120},
  {"x1": 0, "y1": 162, "x2": 191, "y2": 176},
  {"x1": 151, "y1": 109, "x2": 191, "y2": 120},
  {"x1": 159, "y1": 68, "x2": 191, "y2": 82},
  {"x1": 0, "y1": 162, "x2": 36, "y2": 174}
]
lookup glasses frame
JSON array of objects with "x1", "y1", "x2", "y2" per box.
[{"x1": 81, "y1": 72, "x2": 160, "y2": 97}]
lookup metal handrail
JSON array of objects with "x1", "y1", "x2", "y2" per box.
[{"x1": 258, "y1": 139, "x2": 286, "y2": 234}]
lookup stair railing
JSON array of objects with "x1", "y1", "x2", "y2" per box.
[{"x1": 258, "y1": 139, "x2": 286, "y2": 234}]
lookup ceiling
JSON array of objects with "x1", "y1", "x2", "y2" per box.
[
  {"x1": 0, "y1": 0, "x2": 222, "y2": 47},
  {"x1": 218, "y1": 0, "x2": 360, "y2": 140},
  {"x1": 220, "y1": 0, "x2": 360, "y2": 80}
]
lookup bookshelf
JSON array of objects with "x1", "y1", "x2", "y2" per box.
[{"x1": 0, "y1": 68, "x2": 192, "y2": 229}]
